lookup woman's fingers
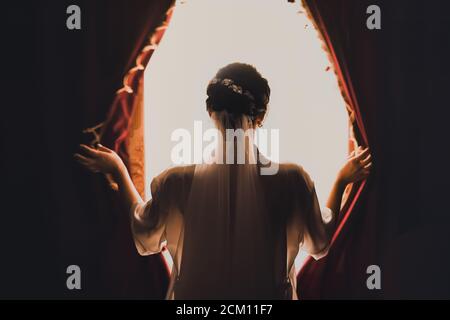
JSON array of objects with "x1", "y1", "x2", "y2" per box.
[
  {"x1": 353, "y1": 148, "x2": 372, "y2": 171},
  {"x1": 79, "y1": 144, "x2": 99, "y2": 158},
  {"x1": 356, "y1": 156, "x2": 372, "y2": 181},
  {"x1": 96, "y1": 144, "x2": 112, "y2": 153},
  {"x1": 355, "y1": 147, "x2": 370, "y2": 161},
  {"x1": 74, "y1": 153, "x2": 90, "y2": 164},
  {"x1": 364, "y1": 162, "x2": 373, "y2": 170},
  {"x1": 75, "y1": 145, "x2": 103, "y2": 172},
  {"x1": 74, "y1": 154, "x2": 99, "y2": 173},
  {"x1": 361, "y1": 154, "x2": 372, "y2": 166}
]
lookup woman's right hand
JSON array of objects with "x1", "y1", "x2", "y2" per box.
[
  {"x1": 337, "y1": 147, "x2": 372, "y2": 186},
  {"x1": 74, "y1": 144, "x2": 125, "y2": 176}
]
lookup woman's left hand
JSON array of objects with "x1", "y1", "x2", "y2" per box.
[
  {"x1": 74, "y1": 144, "x2": 124, "y2": 175},
  {"x1": 337, "y1": 147, "x2": 372, "y2": 186}
]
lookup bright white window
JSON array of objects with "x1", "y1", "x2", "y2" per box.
[{"x1": 144, "y1": 0, "x2": 348, "y2": 271}]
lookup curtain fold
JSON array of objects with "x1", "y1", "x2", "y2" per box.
[
  {"x1": 99, "y1": 4, "x2": 175, "y2": 169},
  {"x1": 82, "y1": 0, "x2": 175, "y2": 298},
  {"x1": 297, "y1": 0, "x2": 379, "y2": 298},
  {"x1": 83, "y1": 2, "x2": 175, "y2": 196}
]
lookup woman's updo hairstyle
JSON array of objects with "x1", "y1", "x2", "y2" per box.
[{"x1": 206, "y1": 63, "x2": 270, "y2": 124}]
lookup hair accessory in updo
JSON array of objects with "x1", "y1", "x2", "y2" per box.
[
  {"x1": 206, "y1": 63, "x2": 270, "y2": 122},
  {"x1": 207, "y1": 77, "x2": 264, "y2": 119},
  {"x1": 209, "y1": 77, "x2": 256, "y2": 101}
]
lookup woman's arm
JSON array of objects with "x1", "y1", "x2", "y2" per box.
[
  {"x1": 74, "y1": 144, "x2": 142, "y2": 212},
  {"x1": 326, "y1": 179, "x2": 347, "y2": 224},
  {"x1": 75, "y1": 144, "x2": 168, "y2": 255},
  {"x1": 326, "y1": 147, "x2": 372, "y2": 222}
]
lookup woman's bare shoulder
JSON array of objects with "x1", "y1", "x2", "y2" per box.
[
  {"x1": 150, "y1": 165, "x2": 196, "y2": 198},
  {"x1": 276, "y1": 162, "x2": 306, "y2": 176},
  {"x1": 157, "y1": 165, "x2": 196, "y2": 183},
  {"x1": 275, "y1": 162, "x2": 314, "y2": 190}
]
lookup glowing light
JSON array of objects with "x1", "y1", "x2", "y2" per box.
[{"x1": 144, "y1": 0, "x2": 348, "y2": 271}]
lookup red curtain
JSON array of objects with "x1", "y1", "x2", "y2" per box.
[
  {"x1": 82, "y1": 0, "x2": 175, "y2": 298},
  {"x1": 297, "y1": 0, "x2": 380, "y2": 298},
  {"x1": 87, "y1": 0, "x2": 380, "y2": 298},
  {"x1": 96, "y1": 3, "x2": 175, "y2": 166}
]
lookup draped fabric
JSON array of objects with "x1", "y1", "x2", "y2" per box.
[
  {"x1": 297, "y1": 0, "x2": 380, "y2": 298},
  {"x1": 85, "y1": 1, "x2": 175, "y2": 197},
  {"x1": 81, "y1": 0, "x2": 175, "y2": 297},
  {"x1": 99, "y1": 7, "x2": 174, "y2": 162},
  {"x1": 92, "y1": 0, "x2": 373, "y2": 298}
]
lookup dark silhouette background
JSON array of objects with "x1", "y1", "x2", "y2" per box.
[
  {"x1": 1, "y1": 0, "x2": 450, "y2": 298},
  {"x1": 299, "y1": 0, "x2": 450, "y2": 299}
]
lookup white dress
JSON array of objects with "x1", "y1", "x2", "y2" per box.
[{"x1": 129, "y1": 161, "x2": 334, "y2": 299}]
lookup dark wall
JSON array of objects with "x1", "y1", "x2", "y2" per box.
[
  {"x1": 368, "y1": 0, "x2": 450, "y2": 298},
  {"x1": 1, "y1": 0, "x2": 449, "y2": 298},
  {"x1": 375, "y1": 0, "x2": 450, "y2": 298},
  {"x1": 1, "y1": 0, "x2": 170, "y2": 299}
]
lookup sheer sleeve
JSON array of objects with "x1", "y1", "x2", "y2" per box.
[
  {"x1": 129, "y1": 170, "x2": 172, "y2": 256},
  {"x1": 292, "y1": 165, "x2": 336, "y2": 260}
]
